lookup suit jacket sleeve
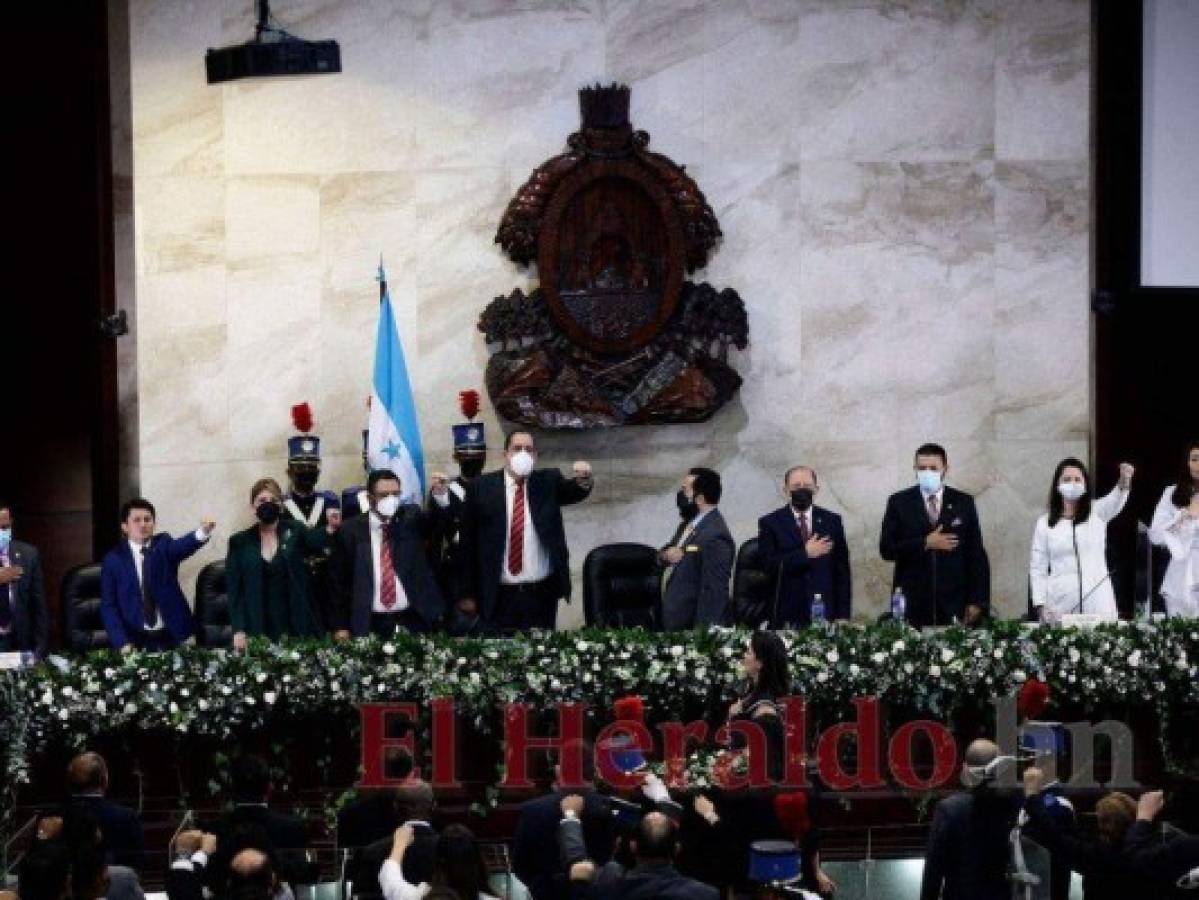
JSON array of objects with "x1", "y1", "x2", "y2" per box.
[
  {"x1": 28, "y1": 548, "x2": 49, "y2": 657},
  {"x1": 697, "y1": 528, "x2": 734, "y2": 625},
  {"x1": 918, "y1": 801, "x2": 949, "y2": 900},
  {"x1": 963, "y1": 496, "x2": 991, "y2": 608},
  {"x1": 458, "y1": 484, "x2": 481, "y2": 602},
  {"x1": 554, "y1": 468, "x2": 592, "y2": 507},
  {"x1": 165, "y1": 531, "x2": 204, "y2": 566},
  {"x1": 832, "y1": 519, "x2": 852, "y2": 620},
  {"x1": 880, "y1": 494, "x2": 925, "y2": 562},
  {"x1": 100, "y1": 557, "x2": 130, "y2": 649},
  {"x1": 328, "y1": 528, "x2": 353, "y2": 631},
  {"x1": 165, "y1": 866, "x2": 206, "y2": 900},
  {"x1": 757, "y1": 516, "x2": 811, "y2": 577},
  {"x1": 225, "y1": 536, "x2": 247, "y2": 634}
]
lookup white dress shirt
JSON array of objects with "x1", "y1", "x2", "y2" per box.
[
  {"x1": 128, "y1": 537, "x2": 166, "y2": 632},
  {"x1": 501, "y1": 470, "x2": 551, "y2": 584},
  {"x1": 369, "y1": 513, "x2": 410, "y2": 613},
  {"x1": 1029, "y1": 486, "x2": 1128, "y2": 620},
  {"x1": 1149, "y1": 485, "x2": 1199, "y2": 618}
]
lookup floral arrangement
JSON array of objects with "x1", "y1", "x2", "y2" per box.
[{"x1": 2, "y1": 620, "x2": 1197, "y2": 827}]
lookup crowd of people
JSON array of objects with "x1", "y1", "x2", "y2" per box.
[
  {"x1": 2, "y1": 425, "x2": 1198, "y2": 655},
  {"x1": 6, "y1": 629, "x2": 1198, "y2": 899}
]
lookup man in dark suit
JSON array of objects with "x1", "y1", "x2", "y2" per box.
[
  {"x1": 459, "y1": 430, "x2": 593, "y2": 631},
  {"x1": 329, "y1": 468, "x2": 445, "y2": 638},
  {"x1": 659, "y1": 468, "x2": 734, "y2": 630},
  {"x1": 99, "y1": 498, "x2": 214, "y2": 652},
  {"x1": 346, "y1": 780, "x2": 439, "y2": 895},
  {"x1": 0, "y1": 501, "x2": 49, "y2": 659},
  {"x1": 513, "y1": 741, "x2": 617, "y2": 900},
  {"x1": 757, "y1": 465, "x2": 852, "y2": 627},
  {"x1": 204, "y1": 755, "x2": 312, "y2": 889},
  {"x1": 65, "y1": 752, "x2": 146, "y2": 871},
  {"x1": 880, "y1": 443, "x2": 990, "y2": 628}
]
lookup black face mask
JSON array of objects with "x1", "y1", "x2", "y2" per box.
[
  {"x1": 676, "y1": 490, "x2": 699, "y2": 521},
  {"x1": 790, "y1": 488, "x2": 814, "y2": 512},
  {"x1": 292, "y1": 470, "x2": 319, "y2": 492},
  {"x1": 459, "y1": 457, "x2": 485, "y2": 479},
  {"x1": 255, "y1": 501, "x2": 282, "y2": 525}
]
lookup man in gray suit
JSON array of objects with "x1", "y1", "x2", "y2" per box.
[
  {"x1": 658, "y1": 468, "x2": 735, "y2": 630},
  {"x1": 0, "y1": 501, "x2": 49, "y2": 659}
]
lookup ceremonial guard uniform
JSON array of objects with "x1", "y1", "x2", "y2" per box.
[{"x1": 283, "y1": 404, "x2": 341, "y2": 631}]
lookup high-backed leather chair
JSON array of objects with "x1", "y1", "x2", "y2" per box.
[
  {"x1": 732, "y1": 537, "x2": 774, "y2": 628},
  {"x1": 582, "y1": 543, "x2": 660, "y2": 629},
  {"x1": 61, "y1": 563, "x2": 110, "y2": 653},
  {"x1": 194, "y1": 560, "x2": 232, "y2": 648}
]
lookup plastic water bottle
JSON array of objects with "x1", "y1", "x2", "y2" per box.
[
  {"x1": 891, "y1": 587, "x2": 906, "y2": 623},
  {"x1": 811, "y1": 593, "x2": 826, "y2": 626}
]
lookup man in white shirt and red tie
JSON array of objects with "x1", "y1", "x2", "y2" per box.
[
  {"x1": 880, "y1": 443, "x2": 990, "y2": 628},
  {"x1": 757, "y1": 465, "x2": 852, "y2": 627},
  {"x1": 329, "y1": 469, "x2": 446, "y2": 638},
  {"x1": 458, "y1": 431, "x2": 593, "y2": 632}
]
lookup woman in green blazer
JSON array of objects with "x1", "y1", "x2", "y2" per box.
[{"x1": 226, "y1": 477, "x2": 332, "y2": 648}]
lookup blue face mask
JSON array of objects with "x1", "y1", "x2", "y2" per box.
[
  {"x1": 916, "y1": 470, "x2": 943, "y2": 494},
  {"x1": 0, "y1": 528, "x2": 11, "y2": 551}
]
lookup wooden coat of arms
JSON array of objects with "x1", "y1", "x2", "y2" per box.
[{"x1": 480, "y1": 84, "x2": 748, "y2": 428}]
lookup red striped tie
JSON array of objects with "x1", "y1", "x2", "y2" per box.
[
  {"x1": 508, "y1": 480, "x2": 525, "y2": 575},
  {"x1": 380, "y1": 523, "x2": 397, "y2": 609}
]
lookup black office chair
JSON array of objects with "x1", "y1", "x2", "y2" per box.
[
  {"x1": 732, "y1": 537, "x2": 773, "y2": 628},
  {"x1": 61, "y1": 563, "x2": 111, "y2": 653},
  {"x1": 194, "y1": 560, "x2": 232, "y2": 648},
  {"x1": 582, "y1": 543, "x2": 661, "y2": 629}
]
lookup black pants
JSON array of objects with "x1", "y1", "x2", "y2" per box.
[
  {"x1": 369, "y1": 609, "x2": 426, "y2": 637},
  {"x1": 495, "y1": 578, "x2": 558, "y2": 632},
  {"x1": 131, "y1": 629, "x2": 178, "y2": 651}
]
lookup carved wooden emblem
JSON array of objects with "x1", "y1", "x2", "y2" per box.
[{"x1": 481, "y1": 84, "x2": 747, "y2": 428}]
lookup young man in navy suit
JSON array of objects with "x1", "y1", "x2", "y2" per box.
[
  {"x1": 757, "y1": 465, "x2": 852, "y2": 627},
  {"x1": 880, "y1": 443, "x2": 990, "y2": 628},
  {"x1": 100, "y1": 498, "x2": 215, "y2": 652}
]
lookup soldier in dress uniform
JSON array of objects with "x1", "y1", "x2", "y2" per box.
[
  {"x1": 283, "y1": 404, "x2": 342, "y2": 631},
  {"x1": 429, "y1": 391, "x2": 492, "y2": 635}
]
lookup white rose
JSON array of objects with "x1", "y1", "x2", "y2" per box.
[
  {"x1": 941, "y1": 649, "x2": 955, "y2": 663},
  {"x1": 826, "y1": 650, "x2": 839, "y2": 663},
  {"x1": 264, "y1": 692, "x2": 277, "y2": 705},
  {"x1": 930, "y1": 665, "x2": 941, "y2": 678}
]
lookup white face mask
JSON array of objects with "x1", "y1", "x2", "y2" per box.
[
  {"x1": 1057, "y1": 482, "x2": 1086, "y2": 502},
  {"x1": 509, "y1": 450, "x2": 535, "y2": 479},
  {"x1": 376, "y1": 495, "x2": 401, "y2": 519}
]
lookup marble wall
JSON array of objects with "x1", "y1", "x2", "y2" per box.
[{"x1": 118, "y1": 0, "x2": 1092, "y2": 624}]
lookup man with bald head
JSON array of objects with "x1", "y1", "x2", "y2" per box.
[
  {"x1": 561, "y1": 805, "x2": 719, "y2": 899},
  {"x1": 65, "y1": 751, "x2": 145, "y2": 871},
  {"x1": 757, "y1": 464, "x2": 852, "y2": 628},
  {"x1": 920, "y1": 739, "x2": 1020, "y2": 900},
  {"x1": 349, "y1": 779, "x2": 439, "y2": 894}
]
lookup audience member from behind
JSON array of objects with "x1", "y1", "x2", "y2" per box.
[
  {"x1": 167, "y1": 839, "x2": 283, "y2": 900},
  {"x1": 1150, "y1": 440, "x2": 1199, "y2": 618},
  {"x1": 920, "y1": 739, "x2": 1019, "y2": 900},
  {"x1": 1021, "y1": 767, "x2": 1142, "y2": 900},
  {"x1": 562, "y1": 807, "x2": 719, "y2": 900},
  {"x1": 65, "y1": 752, "x2": 146, "y2": 871},
  {"x1": 1121, "y1": 789, "x2": 1199, "y2": 898},
  {"x1": 381, "y1": 822, "x2": 498, "y2": 900},
  {"x1": 512, "y1": 740, "x2": 616, "y2": 900},
  {"x1": 61, "y1": 804, "x2": 144, "y2": 900},
  {"x1": 338, "y1": 747, "x2": 416, "y2": 849},
  {"x1": 351, "y1": 778, "x2": 440, "y2": 898},
  {"x1": 18, "y1": 841, "x2": 72, "y2": 900},
  {"x1": 206, "y1": 754, "x2": 312, "y2": 888}
]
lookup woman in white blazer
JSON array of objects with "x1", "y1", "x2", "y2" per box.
[
  {"x1": 1030, "y1": 458, "x2": 1134, "y2": 622},
  {"x1": 1149, "y1": 441, "x2": 1199, "y2": 618}
]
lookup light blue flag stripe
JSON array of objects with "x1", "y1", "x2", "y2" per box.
[{"x1": 372, "y1": 273, "x2": 425, "y2": 496}]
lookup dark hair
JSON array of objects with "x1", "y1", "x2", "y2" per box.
[
  {"x1": 231, "y1": 754, "x2": 270, "y2": 802},
  {"x1": 688, "y1": 467, "x2": 722, "y2": 505},
  {"x1": 430, "y1": 824, "x2": 494, "y2": 900},
  {"x1": 119, "y1": 497, "x2": 156, "y2": 523},
  {"x1": 632, "y1": 811, "x2": 678, "y2": 861},
  {"x1": 1170, "y1": 440, "x2": 1199, "y2": 508},
  {"x1": 505, "y1": 430, "x2": 536, "y2": 452},
  {"x1": 914, "y1": 443, "x2": 948, "y2": 466},
  {"x1": 750, "y1": 630, "x2": 790, "y2": 698},
  {"x1": 1047, "y1": 457, "x2": 1092, "y2": 527},
  {"x1": 367, "y1": 469, "x2": 401, "y2": 495},
  {"x1": 18, "y1": 840, "x2": 72, "y2": 900}
]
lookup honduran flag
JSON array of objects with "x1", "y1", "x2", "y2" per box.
[{"x1": 366, "y1": 262, "x2": 426, "y2": 504}]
